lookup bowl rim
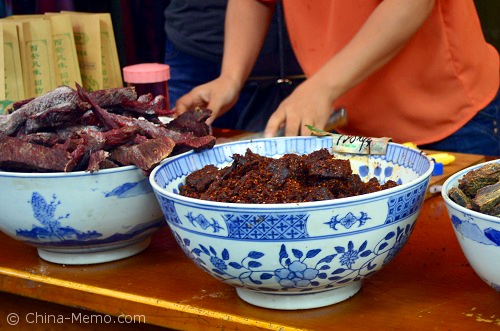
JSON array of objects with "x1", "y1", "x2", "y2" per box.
[
  {"x1": 0, "y1": 164, "x2": 140, "y2": 179},
  {"x1": 441, "y1": 158, "x2": 500, "y2": 223},
  {"x1": 150, "y1": 137, "x2": 434, "y2": 209}
]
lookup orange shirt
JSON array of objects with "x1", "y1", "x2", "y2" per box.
[{"x1": 275, "y1": 0, "x2": 499, "y2": 144}]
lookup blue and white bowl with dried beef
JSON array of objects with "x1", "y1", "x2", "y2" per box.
[
  {"x1": 442, "y1": 159, "x2": 500, "y2": 292},
  {"x1": 150, "y1": 136, "x2": 434, "y2": 310},
  {"x1": 0, "y1": 85, "x2": 216, "y2": 265},
  {"x1": 0, "y1": 167, "x2": 165, "y2": 265}
]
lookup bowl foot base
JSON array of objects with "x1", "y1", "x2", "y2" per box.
[
  {"x1": 236, "y1": 281, "x2": 362, "y2": 310},
  {"x1": 37, "y1": 238, "x2": 151, "y2": 265}
]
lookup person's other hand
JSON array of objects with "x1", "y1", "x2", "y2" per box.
[
  {"x1": 264, "y1": 77, "x2": 335, "y2": 137},
  {"x1": 173, "y1": 76, "x2": 242, "y2": 126}
]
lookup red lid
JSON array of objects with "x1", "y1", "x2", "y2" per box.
[{"x1": 123, "y1": 63, "x2": 170, "y2": 84}]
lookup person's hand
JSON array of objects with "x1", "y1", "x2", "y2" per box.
[
  {"x1": 262, "y1": 0, "x2": 435, "y2": 139},
  {"x1": 173, "y1": 76, "x2": 242, "y2": 125},
  {"x1": 264, "y1": 77, "x2": 336, "y2": 137}
]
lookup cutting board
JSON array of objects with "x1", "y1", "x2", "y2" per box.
[{"x1": 424, "y1": 150, "x2": 485, "y2": 200}]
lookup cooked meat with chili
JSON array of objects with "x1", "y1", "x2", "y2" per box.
[{"x1": 180, "y1": 148, "x2": 399, "y2": 204}]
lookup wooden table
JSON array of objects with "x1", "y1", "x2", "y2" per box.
[
  {"x1": 0, "y1": 132, "x2": 498, "y2": 330},
  {"x1": 0, "y1": 195, "x2": 499, "y2": 330}
]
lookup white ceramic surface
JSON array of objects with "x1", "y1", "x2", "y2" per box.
[
  {"x1": 150, "y1": 136, "x2": 434, "y2": 310},
  {"x1": 0, "y1": 165, "x2": 165, "y2": 265},
  {"x1": 442, "y1": 159, "x2": 500, "y2": 291}
]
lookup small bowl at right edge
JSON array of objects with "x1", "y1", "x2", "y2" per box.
[{"x1": 441, "y1": 159, "x2": 500, "y2": 291}]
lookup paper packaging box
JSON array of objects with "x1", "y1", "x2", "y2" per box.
[
  {"x1": 65, "y1": 12, "x2": 103, "y2": 91},
  {"x1": 0, "y1": 11, "x2": 122, "y2": 103},
  {"x1": 46, "y1": 13, "x2": 82, "y2": 89},
  {"x1": 1, "y1": 21, "x2": 25, "y2": 104},
  {"x1": 96, "y1": 13, "x2": 122, "y2": 89},
  {"x1": 21, "y1": 19, "x2": 57, "y2": 98},
  {"x1": 0, "y1": 24, "x2": 5, "y2": 101},
  {"x1": 3, "y1": 16, "x2": 57, "y2": 98},
  {"x1": 64, "y1": 12, "x2": 122, "y2": 91},
  {"x1": 3, "y1": 14, "x2": 82, "y2": 94}
]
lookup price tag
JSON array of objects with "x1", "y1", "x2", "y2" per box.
[{"x1": 306, "y1": 125, "x2": 391, "y2": 155}]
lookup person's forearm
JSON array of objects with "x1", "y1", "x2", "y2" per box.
[
  {"x1": 221, "y1": 0, "x2": 275, "y2": 90},
  {"x1": 313, "y1": 0, "x2": 436, "y2": 102}
]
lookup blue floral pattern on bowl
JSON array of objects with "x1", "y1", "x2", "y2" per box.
[
  {"x1": 16, "y1": 192, "x2": 103, "y2": 242},
  {"x1": 171, "y1": 222, "x2": 414, "y2": 292},
  {"x1": 442, "y1": 159, "x2": 500, "y2": 293},
  {"x1": 150, "y1": 136, "x2": 434, "y2": 309},
  {"x1": 451, "y1": 214, "x2": 500, "y2": 246},
  {"x1": 15, "y1": 191, "x2": 163, "y2": 247},
  {"x1": 1, "y1": 165, "x2": 165, "y2": 265}
]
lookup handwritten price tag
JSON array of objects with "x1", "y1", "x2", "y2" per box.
[{"x1": 306, "y1": 125, "x2": 391, "y2": 155}]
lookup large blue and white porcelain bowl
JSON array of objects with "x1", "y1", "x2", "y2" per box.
[
  {"x1": 442, "y1": 159, "x2": 500, "y2": 292},
  {"x1": 0, "y1": 166, "x2": 164, "y2": 265},
  {"x1": 150, "y1": 136, "x2": 433, "y2": 310}
]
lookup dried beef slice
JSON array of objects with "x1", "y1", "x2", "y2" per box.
[
  {"x1": 180, "y1": 148, "x2": 399, "y2": 204},
  {"x1": 0, "y1": 85, "x2": 216, "y2": 174}
]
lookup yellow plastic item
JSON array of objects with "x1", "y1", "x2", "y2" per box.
[
  {"x1": 427, "y1": 153, "x2": 456, "y2": 166},
  {"x1": 402, "y1": 142, "x2": 418, "y2": 149}
]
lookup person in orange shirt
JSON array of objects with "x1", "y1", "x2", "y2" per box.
[{"x1": 174, "y1": 0, "x2": 500, "y2": 155}]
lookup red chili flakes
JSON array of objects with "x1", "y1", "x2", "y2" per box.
[{"x1": 179, "y1": 148, "x2": 399, "y2": 204}]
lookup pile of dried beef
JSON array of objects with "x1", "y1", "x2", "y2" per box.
[
  {"x1": 180, "y1": 148, "x2": 399, "y2": 204},
  {"x1": 0, "y1": 84, "x2": 216, "y2": 174},
  {"x1": 448, "y1": 162, "x2": 500, "y2": 216}
]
